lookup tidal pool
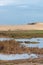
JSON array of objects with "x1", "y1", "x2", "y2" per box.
[
  {"x1": 15, "y1": 38, "x2": 43, "y2": 48},
  {"x1": 0, "y1": 38, "x2": 43, "y2": 60},
  {"x1": 0, "y1": 38, "x2": 13, "y2": 41},
  {"x1": 0, "y1": 54, "x2": 38, "y2": 60},
  {"x1": 0, "y1": 38, "x2": 43, "y2": 48}
]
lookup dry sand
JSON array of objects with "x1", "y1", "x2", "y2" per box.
[
  {"x1": 14, "y1": 63, "x2": 43, "y2": 65},
  {"x1": 0, "y1": 23, "x2": 43, "y2": 31}
]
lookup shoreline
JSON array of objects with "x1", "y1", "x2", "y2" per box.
[
  {"x1": 0, "y1": 23, "x2": 43, "y2": 31},
  {"x1": 0, "y1": 58, "x2": 43, "y2": 65}
]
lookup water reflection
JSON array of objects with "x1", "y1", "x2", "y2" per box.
[
  {"x1": 0, "y1": 38, "x2": 43, "y2": 48},
  {"x1": 0, "y1": 54, "x2": 38, "y2": 60},
  {"x1": 15, "y1": 38, "x2": 43, "y2": 48},
  {"x1": 0, "y1": 38, "x2": 13, "y2": 41},
  {"x1": 0, "y1": 38, "x2": 43, "y2": 60}
]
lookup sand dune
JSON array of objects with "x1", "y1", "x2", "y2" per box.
[{"x1": 0, "y1": 23, "x2": 43, "y2": 31}]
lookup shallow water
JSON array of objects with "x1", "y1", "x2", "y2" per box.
[
  {"x1": 15, "y1": 38, "x2": 43, "y2": 48},
  {"x1": 0, "y1": 38, "x2": 43, "y2": 48},
  {"x1": 0, "y1": 38, "x2": 13, "y2": 41},
  {"x1": 0, "y1": 54, "x2": 38, "y2": 60},
  {"x1": 0, "y1": 38, "x2": 43, "y2": 60}
]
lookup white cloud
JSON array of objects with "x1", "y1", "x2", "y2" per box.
[
  {"x1": 0, "y1": 0, "x2": 14, "y2": 6},
  {"x1": 0, "y1": 0, "x2": 43, "y2": 6}
]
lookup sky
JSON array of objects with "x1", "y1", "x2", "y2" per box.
[{"x1": 0, "y1": 0, "x2": 43, "y2": 25}]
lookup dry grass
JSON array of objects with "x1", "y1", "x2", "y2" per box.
[
  {"x1": 0, "y1": 58, "x2": 43, "y2": 65},
  {"x1": 0, "y1": 40, "x2": 43, "y2": 54}
]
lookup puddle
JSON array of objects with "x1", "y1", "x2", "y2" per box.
[
  {"x1": 0, "y1": 54, "x2": 38, "y2": 60},
  {"x1": 15, "y1": 38, "x2": 43, "y2": 48},
  {"x1": 0, "y1": 38, "x2": 43, "y2": 48},
  {"x1": 0, "y1": 38, "x2": 13, "y2": 41}
]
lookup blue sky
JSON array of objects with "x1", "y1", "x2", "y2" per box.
[{"x1": 0, "y1": 0, "x2": 43, "y2": 25}]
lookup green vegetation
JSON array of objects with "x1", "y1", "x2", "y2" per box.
[
  {"x1": 0, "y1": 30, "x2": 43, "y2": 38},
  {"x1": 24, "y1": 41, "x2": 39, "y2": 44},
  {"x1": 17, "y1": 41, "x2": 39, "y2": 44}
]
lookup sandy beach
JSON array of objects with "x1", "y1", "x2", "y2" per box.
[
  {"x1": 0, "y1": 23, "x2": 43, "y2": 31},
  {"x1": 13, "y1": 63, "x2": 43, "y2": 65}
]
